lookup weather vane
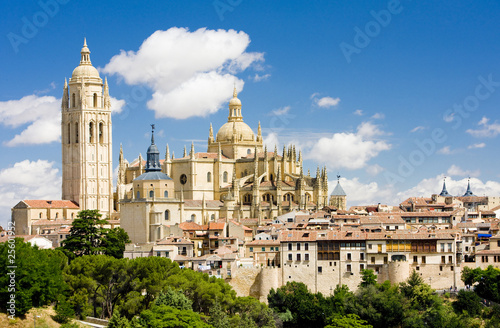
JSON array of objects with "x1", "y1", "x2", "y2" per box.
[{"x1": 151, "y1": 124, "x2": 155, "y2": 132}]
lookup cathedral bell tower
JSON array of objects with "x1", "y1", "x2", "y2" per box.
[{"x1": 61, "y1": 39, "x2": 113, "y2": 218}]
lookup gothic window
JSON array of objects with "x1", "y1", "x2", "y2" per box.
[
  {"x1": 207, "y1": 172, "x2": 212, "y2": 183},
  {"x1": 164, "y1": 190, "x2": 168, "y2": 198},
  {"x1": 39, "y1": 212, "x2": 42, "y2": 218},
  {"x1": 243, "y1": 194, "x2": 252, "y2": 204},
  {"x1": 191, "y1": 214, "x2": 196, "y2": 222},
  {"x1": 180, "y1": 174, "x2": 187, "y2": 185},
  {"x1": 67, "y1": 123, "x2": 71, "y2": 144},
  {"x1": 93, "y1": 93, "x2": 98, "y2": 108},
  {"x1": 149, "y1": 190, "x2": 154, "y2": 198},
  {"x1": 99, "y1": 122, "x2": 103, "y2": 143},
  {"x1": 72, "y1": 93, "x2": 75, "y2": 108},
  {"x1": 305, "y1": 193, "x2": 311, "y2": 202},
  {"x1": 75, "y1": 123, "x2": 79, "y2": 143},
  {"x1": 89, "y1": 122, "x2": 94, "y2": 143},
  {"x1": 164, "y1": 210, "x2": 170, "y2": 221},
  {"x1": 136, "y1": 191, "x2": 140, "y2": 199},
  {"x1": 223, "y1": 171, "x2": 228, "y2": 183}
]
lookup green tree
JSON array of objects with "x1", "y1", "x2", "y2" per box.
[
  {"x1": 452, "y1": 290, "x2": 482, "y2": 317},
  {"x1": 325, "y1": 313, "x2": 373, "y2": 328},
  {"x1": 102, "y1": 227, "x2": 131, "y2": 259},
  {"x1": 108, "y1": 311, "x2": 132, "y2": 328},
  {"x1": 359, "y1": 270, "x2": 377, "y2": 288},
  {"x1": 461, "y1": 267, "x2": 482, "y2": 287},
  {"x1": 154, "y1": 287, "x2": 193, "y2": 311},
  {"x1": 61, "y1": 210, "x2": 109, "y2": 258},
  {"x1": 0, "y1": 238, "x2": 68, "y2": 315},
  {"x1": 209, "y1": 300, "x2": 231, "y2": 328},
  {"x1": 135, "y1": 304, "x2": 212, "y2": 328}
]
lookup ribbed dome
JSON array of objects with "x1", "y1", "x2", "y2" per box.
[
  {"x1": 229, "y1": 96, "x2": 241, "y2": 107},
  {"x1": 72, "y1": 65, "x2": 100, "y2": 79},
  {"x1": 216, "y1": 121, "x2": 255, "y2": 142}
]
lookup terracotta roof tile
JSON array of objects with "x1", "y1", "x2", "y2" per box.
[{"x1": 21, "y1": 200, "x2": 79, "y2": 209}]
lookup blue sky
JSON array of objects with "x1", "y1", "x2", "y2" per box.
[{"x1": 1, "y1": 0, "x2": 500, "y2": 226}]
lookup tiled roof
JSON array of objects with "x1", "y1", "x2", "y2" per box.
[
  {"x1": 179, "y1": 221, "x2": 204, "y2": 231},
  {"x1": 21, "y1": 200, "x2": 79, "y2": 209},
  {"x1": 247, "y1": 239, "x2": 280, "y2": 246},
  {"x1": 183, "y1": 200, "x2": 224, "y2": 208},
  {"x1": 31, "y1": 219, "x2": 73, "y2": 226},
  {"x1": 208, "y1": 222, "x2": 226, "y2": 230},
  {"x1": 156, "y1": 237, "x2": 193, "y2": 245}
]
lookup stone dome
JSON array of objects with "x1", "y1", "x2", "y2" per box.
[
  {"x1": 216, "y1": 121, "x2": 255, "y2": 142},
  {"x1": 72, "y1": 65, "x2": 100, "y2": 79}
]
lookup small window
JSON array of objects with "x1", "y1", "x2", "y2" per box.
[
  {"x1": 99, "y1": 122, "x2": 103, "y2": 143},
  {"x1": 72, "y1": 93, "x2": 75, "y2": 108},
  {"x1": 55, "y1": 213, "x2": 59, "y2": 219},
  {"x1": 39, "y1": 212, "x2": 42, "y2": 219},
  {"x1": 347, "y1": 264, "x2": 352, "y2": 272},
  {"x1": 360, "y1": 264, "x2": 364, "y2": 270},
  {"x1": 296, "y1": 254, "x2": 301, "y2": 261},
  {"x1": 297, "y1": 243, "x2": 301, "y2": 251},
  {"x1": 164, "y1": 190, "x2": 168, "y2": 198},
  {"x1": 288, "y1": 254, "x2": 292, "y2": 261},
  {"x1": 136, "y1": 191, "x2": 140, "y2": 199},
  {"x1": 360, "y1": 253, "x2": 364, "y2": 261},
  {"x1": 318, "y1": 266, "x2": 322, "y2": 273},
  {"x1": 347, "y1": 253, "x2": 351, "y2": 261},
  {"x1": 305, "y1": 243, "x2": 309, "y2": 251},
  {"x1": 164, "y1": 210, "x2": 169, "y2": 221},
  {"x1": 262, "y1": 247, "x2": 265, "y2": 252},
  {"x1": 207, "y1": 172, "x2": 212, "y2": 183},
  {"x1": 89, "y1": 122, "x2": 94, "y2": 143},
  {"x1": 288, "y1": 243, "x2": 292, "y2": 251},
  {"x1": 223, "y1": 171, "x2": 228, "y2": 183},
  {"x1": 247, "y1": 149, "x2": 251, "y2": 154},
  {"x1": 250, "y1": 247, "x2": 253, "y2": 252},
  {"x1": 149, "y1": 190, "x2": 154, "y2": 198},
  {"x1": 305, "y1": 253, "x2": 309, "y2": 261},
  {"x1": 191, "y1": 214, "x2": 196, "y2": 221},
  {"x1": 211, "y1": 214, "x2": 215, "y2": 220},
  {"x1": 93, "y1": 93, "x2": 98, "y2": 107}
]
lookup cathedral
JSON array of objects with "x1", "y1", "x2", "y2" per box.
[{"x1": 117, "y1": 88, "x2": 331, "y2": 243}]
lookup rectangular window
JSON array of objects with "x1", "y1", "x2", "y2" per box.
[
  {"x1": 347, "y1": 264, "x2": 352, "y2": 272},
  {"x1": 318, "y1": 266, "x2": 322, "y2": 273},
  {"x1": 305, "y1": 253, "x2": 309, "y2": 261},
  {"x1": 441, "y1": 256, "x2": 445, "y2": 264},
  {"x1": 448, "y1": 243, "x2": 452, "y2": 252},
  {"x1": 422, "y1": 256, "x2": 426, "y2": 264},
  {"x1": 297, "y1": 243, "x2": 301, "y2": 251},
  {"x1": 270, "y1": 247, "x2": 273, "y2": 251},
  {"x1": 451, "y1": 266, "x2": 454, "y2": 271},
  {"x1": 288, "y1": 243, "x2": 292, "y2": 251},
  {"x1": 297, "y1": 254, "x2": 301, "y2": 261},
  {"x1": 371, "y1": 256, "x2": 375, "y2": 264},
  {"x1": 384, "y1": 257, "x2": 388, "y2": 264},
  {"x1": 157, "y1": 252, "x2": 161, "y2": 257},
  {"x1": 440, "y1": 243, "x2": 445, "y2": 252},
  {"x1": 440, "y1": 266, "x2": 443, "y2": 271},
  {"x1": 288, "y1": 254, "x2": 292, "y2": 261},
  {"x1": 448, "y1": 255, "x2": 453, "y2": 263},
  {"x1": 360, "y1": 264, "x2": 364, "y2": 270},
  {"x1": 347, "y1": 253, "x2": 351, "y2": 261},
  {"x1": 305, "y1": 243, "x2": 309, "y2": 251},
  {"x1": 368, "y1": 244, "x2": 372, "y2": 250},
  {"x1": 262, "y1": 247, "x2": 266, "y2": 252},
  {"x1": 250, "y1": 247, "x2": 253, "y2": 252},
  {"x1": 360, "y1": 253, "x2": 365, "y2": 261}
]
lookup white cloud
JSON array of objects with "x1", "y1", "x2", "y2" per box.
[
  {"x1": 269, "y1": 106, "x2": 290, "y2": 116},
  {"x1": 0, "y1": 95, "x2": 61, "y2": 146},
  {"x1": 437, "y1": 146, "x2": 452, "y2": 155},
  {"x1": 353, "y1": 109, "x2": 363, "y2": 116},
  {"x1": 0, "y1": 93, "x2": 125, "y2": 146},
  {"x1": 371, "y1": 113, "x2": 385, "y2": 120},
  {"x1": 312, "y1": 95, "x2": 341, "y2": 108},
  {"x1": 251, "y1": 73, "x2": 270, "y2": 82},
  {"x1": 410, "y1": 126, "x2": 426, "y2": 133},
  {"x1": 366, "y1": 164, "x2": 384, "y2": 176},
  {"x1": 468, "y1": 143, "x2": 486, "y2": 149},
  {"x1": 446, "y1": 164, "x2": 480, "y2": 178},
  {"x1": 466, "y1": 116, "x2": 500, "y2": 138},
  {"x1": 263, "y1": 132, "x2": 280, "y2": 149},
  {"x1": 333, "y1": 177, "x2": 394, "y2": 206},
  {"x1": 0, "y1": 160, "x2": 61, "y2": 226},
  {"x1": 102, "y1": 27, "x2": 264, "y2": 119},
  {"x1": 307, "y1": 122, "x2": 391, "y2": 170},
  {"x1": 397, "y1": 174, "x2": 500, "y2": 200}
]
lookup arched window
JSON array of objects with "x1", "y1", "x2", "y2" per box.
[
  {"x1": 223, "y1": 171, "x2": 228, "y2": 183},
  {"x1": 93, "y1": 93, "x2": 98, "y2": 108},
  {"x1": 243, "y1": 194, "x2": 252, "y2": 204},
  {"x1": 211, "y1": 214, "x2": 215, "y2": 221},
  {"x1": 55, "y1": 213, "x2": 59, "y2": 219},
  {"x1": 164, "y1": 190, "x2": 168, "y2": 198},
  {"x1": 149, "y1": 190, "x2": 154, "y2": 198},
  {"x1": 71, "y1": 213, "x2": 74, "y2": 219},
  {"x1": 99, "y1": 122, "x2": 103, "y2": 143},
  {"x1": 191, "y1": 214, "x2": 196, "y2": 222},
  {"x1": 207, "y1": 172, "x2": 212, "y2": 183},
  {"x1": 136, "y1": 191, "x2": 140, "y2": 199},
  {"x1": 39, "y1": 212, "x2": 42, "y2": 218},
  {"x1": 72, "y1": 93, "x2": 75, "y2": 108},
  {"x1": 89, "y1": 122, "x2": 94, "y2": 143},
  {"x1": 164, "y1": 210, "x2": 170, "y2": 221},
  {"x1": 75, "y1": 123, "x2": 79, "y2": 143},
  {"x1": 247, "y1": 149, "x2": 251, "y2": 154},
  {"x1": 67, "y1": 123, "x2": 71, "y2": 144}
]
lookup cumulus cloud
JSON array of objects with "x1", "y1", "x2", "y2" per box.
[
  {"x1": 397, "y1": 174, "x2": 500, "y2": 200},
  {"x1": 446, "y1": 164, "x2": 480, "y2": 178},
  {"x1": 263, "y1": 132, "x2": 280, "y2": 149},
  {"x1": 0, "y1": 95, "x2": 61, "y2": 146},
  {"x1": 102, "y1": 27, "x2": 264, "y2": 119},
  {"x1": 332, "y1": 177, "x2": 394, "y2": 206},
  {"x1": 437, "y1": 146, "x2": 452, "y2": 155},
  {"x1": 353, "y1": 109, "x2": 363, "y2": 116},
  {"x1": 371, "y1": 113, "x2": 385, "y2": 120},
  {"x1": 466, "y1": 117, "x2": 500, "y2": 138},
  {"x1": 311, "y1": 94, "x2": 341, "y2": 108},
  {"x1": 307, "y1": 122, "x2": 391, "y2": 170},
  {"x1": 0, "y1": 93, "x2": 125, "y2": 146},
  {"x1": 366, "y1": 164, "x2": 384, "y2": 176},
  {"x1": 468, "y1": 143, "x2": 486, "y2": 149},
  {"x1": 0, "y1": 160, "x2": 61, "y2": 226}
]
